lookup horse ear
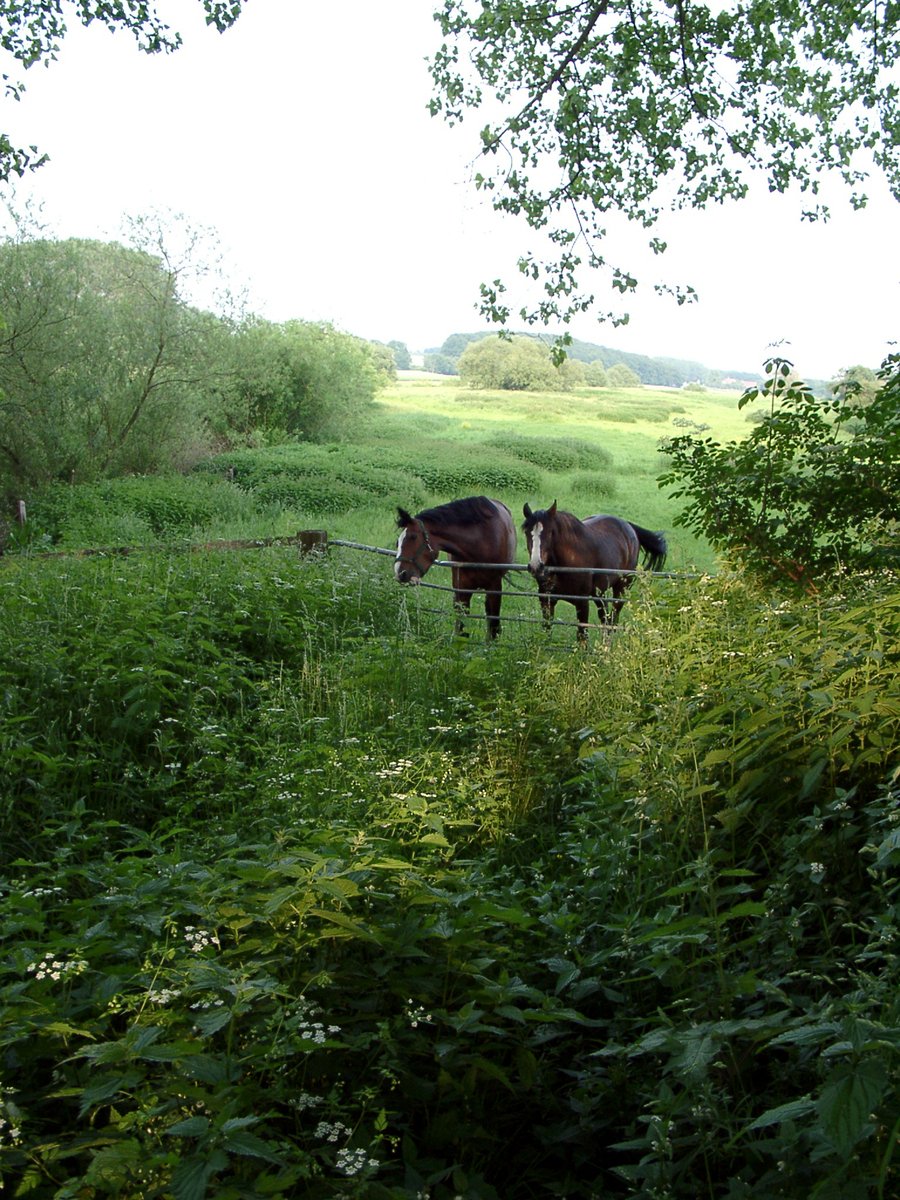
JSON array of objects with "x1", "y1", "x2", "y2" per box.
[
  {"x1": 549, "y1": 500, "x2": 557, "y2": 516},
  {"x1": 396, "y1": 506, "x2": 412, "y2": 528},
  {"x1": 523, "y1": 503, "x2": 532, "y2": 519}
]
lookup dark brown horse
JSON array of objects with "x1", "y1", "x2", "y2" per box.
[
  {"x1": 395, "y1": 496, "x2": 517, "y2": 638},
  {"x1": 522, "y1": 501, "x2": 667, "y2": 639}
]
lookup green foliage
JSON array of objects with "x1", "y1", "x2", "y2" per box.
[
  {"x1": 659, "y1": 355, "x2": 900, "y2": 585},
  {"x1": 0, "y1": 233, "x2": 229, "y2": 499},
  {"x1": 457, "y1": 334, "x2": 580, "y2": 391},
  {"x1": 387, "y1": 339, "x2": 412, "y2": 370},
  {"x1": 569, "y1": 469, "x2": 616, "y2": 502},
  {"x1": 11, "y1": 475, "x2": 276, "y2": 548},
  {"x1": 1, "y1": 554, "x2": 898, "y2": 1198},
  {"x1": 430, "y1": 2, "x2": 900, "y2": 329},
  {"x1": 486, "y1": 432, "x2": 610, "y2": 473},
  {"x1": 423, "y1": 352, "x2": 458, "y2": 375},
  {"x1": 584, "y1": 359, "x2": 608, "y2": 386},
  {"x1": 607, "y1": 362, "x2": 641, "y2": 389},
  {"x1": 214, "y1": 318, "x2": 385, "y2": 443},
  {"x1": 832, "y1": 363, "x2": 882, "y2": 408}
]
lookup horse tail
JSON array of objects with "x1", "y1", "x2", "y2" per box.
[{"x1": 629, "y1": 524, "x2": 668, "y2": 573}]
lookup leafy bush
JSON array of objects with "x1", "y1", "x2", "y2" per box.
[
  {"x1": 486, "y1": 433, "x2": 611, "y2": 472},
  {"x1": 569, "y1": 470, "x2": 617, "y2": 501},
  {"x1": 254, "y1": 477, "x2": 364, "y2": 515},
  {"x1": 1, "y1": 558, "x2": 897, "y2": 1199},
  {"x1": 660, "y1": 354, "x2": 900, "y2": 585},
  {"x1": 14, "y1": 475, "x2": 267, "y2": 546}
]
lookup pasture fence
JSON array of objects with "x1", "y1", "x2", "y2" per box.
[
  {"x1": 3, "y1": 527, "x2": 704, "y2": 635},
  {"x1": 328, "y1": 536, "x2": 703, "y2": 633}
]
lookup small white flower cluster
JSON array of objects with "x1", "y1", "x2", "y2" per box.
[
  {"x1": 0, "y1": 1096, "x2": 23, "y2": 1148},
  {"x1": 297, "y1": 1018, "x2": 341, "y2": 1045},
  {"x1": 315, "y1": 1119, "x2": 350, "y2": 1143},
  {"x1": 375, "y1": 758, "x2": 415, "y2": 779},
  {"x1": 335, "y1": 1146, "x2": 379, "y2": 1176},
  {"x1": 147, "y1": 987, "x2": 180, "y2": 1005},
  {"x1": 26, "y1": 955, "x2": 88, "y2": 982},
  {"x1": 190, "y1": 997, "x2": 225, "y2": 1011},
  {"x1": 20, "y1": 885, "x2": 63, "y2": 900},
  {"x1": 184, "y1": 926, "x2": 220, "y2": 953},
  {"x1": 288, "y1": 1092, "x2": 322, "y2": 1111},
  {"x1": 809, "y1": 862, "x2": 826, "y2": 883},
  {"x1": 291, "y1": 997, "x2": 341, "y2": 1044},
  {"x1": 406, "y1": 1001, "x2": 433, "y2": 1029}
]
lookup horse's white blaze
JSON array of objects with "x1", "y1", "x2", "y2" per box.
[
  {"x1": 528, "y1": 521, "x2": 544, "y2": 571},
  {"x1": 393, "y1": 531, "x2": 406, "y2": 580}
]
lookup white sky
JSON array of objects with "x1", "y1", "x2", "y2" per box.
[{"x1": 2, "y1": 0, "x2": 898, "y2": 379}]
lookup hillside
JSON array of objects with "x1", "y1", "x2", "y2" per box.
[{"x1": 424, "y1": 330, "x2": 830, "y2": 392}]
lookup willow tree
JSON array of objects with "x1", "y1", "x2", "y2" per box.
[{"x1": 429, "y1": 1, "x2": 900, "y2": 333}]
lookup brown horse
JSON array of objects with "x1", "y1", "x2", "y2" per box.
[
  {"x1": 522, "y1": 501, "x2": 667, "y2": 639},
  {"x1": 395, "y1": 496, "x2": 517, "y2": 638}
]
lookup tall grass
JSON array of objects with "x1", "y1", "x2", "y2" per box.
[{"x1": 1, "y1": 382, "x2": 897, "y2": 1199}]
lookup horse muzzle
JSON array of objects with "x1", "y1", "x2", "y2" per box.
[{"x1": 394, "y1": 564, "x2": 421, "y2": 585}]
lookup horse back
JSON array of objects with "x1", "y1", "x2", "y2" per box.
[{"x1": 582, "y1": 514, "x2": 641, "y2": 571}]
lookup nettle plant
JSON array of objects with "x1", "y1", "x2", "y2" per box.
[{"x1": 659, "y1": 354, "x2": 900, "y2": 587}]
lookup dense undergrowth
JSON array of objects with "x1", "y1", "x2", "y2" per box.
[{"x1": 1, "y1": 545, "x2": 897, "y2": 1199}]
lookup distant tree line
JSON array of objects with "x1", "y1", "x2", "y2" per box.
[
  {"x1": 438, "y1": 333, "x2": 641, "y2": 391},
  {"x1": 0, "y1": 225, "x2": 391, "y2": 503},
  {"x1": 426, "y1": 330, "x2": 762, "y2": 389}
]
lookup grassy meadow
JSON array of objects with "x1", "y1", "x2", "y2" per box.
[{"x1": 1, "y1": 379, "x2": 898, "y2": 1199}]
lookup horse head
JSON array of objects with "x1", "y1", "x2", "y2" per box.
[
  {"x1": 394, "y1": 507, "x2": 438, "y2": 583},
  {"x1": 522, "y1": 500, "x2": 557, "y2": 579}
]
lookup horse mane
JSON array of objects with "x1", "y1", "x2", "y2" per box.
[
  {"x1": 417, "y1": 496, "x2": 498, "y2": 529},
  {"x1": 523, "y1": 506, "x2": 583, "y2": 536}
]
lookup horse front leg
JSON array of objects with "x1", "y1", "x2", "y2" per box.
[
  {"x1": 484, "y1": 581, "x2": 502, "y2": 639},
  {"x1": 537, "y1": 587, "x2": 555, "y2": 634},
  {"x1": 574, "y1": 596, "x2": 591, "y2": 644}
]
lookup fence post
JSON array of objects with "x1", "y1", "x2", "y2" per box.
[
  {"x1": 16, "y1": 500, "x2": 26, "y2": 525},
  {"x1": 297, "y1": 529, "x2": 327, "y2": 556}
]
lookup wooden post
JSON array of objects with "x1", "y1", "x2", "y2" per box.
[
  {"x1": 297, "y1": 529, "x2": 327, "y2": 556},
  {"x1": 16, "y1": 500, "x2": 26, "y2": 525}
]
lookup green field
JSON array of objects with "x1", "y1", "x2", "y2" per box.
[
  {"x1": 1, "y1": 380, "x2": 897, "y2": 1200},
  {"x1": 17, "y1": 377, "x2": 753, "y2": 576}
]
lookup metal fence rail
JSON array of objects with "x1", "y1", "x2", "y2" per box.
[{"x1": 327, "y1": 536, "x2": 699, "y2": 634}]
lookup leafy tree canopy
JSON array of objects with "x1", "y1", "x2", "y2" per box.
[
  {"x1": 458, "y1": 332, "x2": 584, "y2": 390},
  {"x1": 430, "y1": 1, "x2": 900, "y2": 332},
  {"x1": 0, "y1": 1, "x2": 246, "y2": 181}
]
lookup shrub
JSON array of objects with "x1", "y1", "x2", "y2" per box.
[
  {"x1": 569, "y1": 470, "x2": 617, "y2": 501},
  {"x1": 486, "y1": 434, "x2": 611, "y2": 473}
]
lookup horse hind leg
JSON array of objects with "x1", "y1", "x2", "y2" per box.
[{"x1": 609, "y1": 577, "x2": 633, "y2": 625}]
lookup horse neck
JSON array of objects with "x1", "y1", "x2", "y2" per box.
[
  {"x1": 426, "y1": 522, "x2": 467, "y2": 559},
  {"x1": 550, "y1": 515, "x2": 591, "y2": 565}
]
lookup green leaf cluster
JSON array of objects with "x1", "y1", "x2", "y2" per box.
[
  {"x1": 1, "y1": 545, "x2": 898, "y2": 1197},
  {"x1": 430, "y1": 1, "x2": 900, "y2": 328},
  {"x1": 659, "y1": 354, "x2": 900, "y2": 585}
]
